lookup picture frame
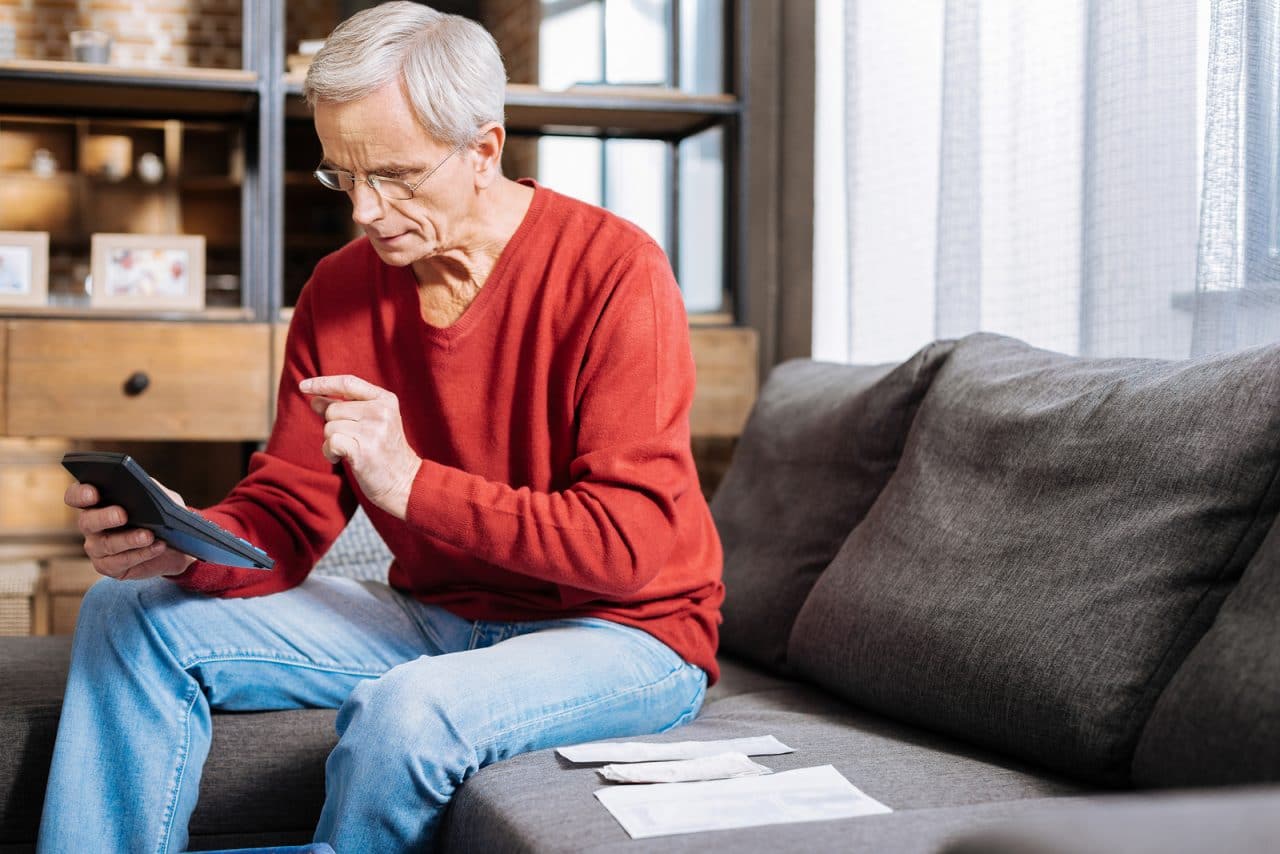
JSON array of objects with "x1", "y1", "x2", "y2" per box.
[
  {"x1": 90, "y1": 233, "x2": 205, "y2": 311},
  {"x1": 0, "y1": 231, "x2": 50, "y2": 308}
]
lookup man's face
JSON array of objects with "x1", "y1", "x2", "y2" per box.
[{"x1": 313, "y1": 82, "x2": 471, "y2": 268}]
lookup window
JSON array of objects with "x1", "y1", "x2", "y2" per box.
[
  {"x1": 534, "y1": 0, "x2": 728, "y2": 314},
  {"x1": 539, "y1": 0, "x2": 724, "y2": 93},
  {"x1": 535, "y1": 129, "x2": 724, "y2": 313}
]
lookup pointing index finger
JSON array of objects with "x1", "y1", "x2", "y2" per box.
[{"x1": 299, "y1": 375, "x2": 385, "y2": 401}]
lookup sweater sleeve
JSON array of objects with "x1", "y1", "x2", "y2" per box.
[
  {"x1": 169, "y1": 281, "x2": 357, "y2": 597},
  {"x1": 403, "y1": 243, "x2": 698, "y2": 597}
]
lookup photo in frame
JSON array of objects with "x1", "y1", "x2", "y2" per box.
[
  {"x1": 0, "y1": 231, "x2": 50, "y2": 308},
  {"x1": 90, "y1": 233, "x2": 205, "y2": 311}
]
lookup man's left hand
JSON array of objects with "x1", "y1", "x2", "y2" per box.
[{"x1": 300, "y1": 375, "x2": 419, "y2": 518}]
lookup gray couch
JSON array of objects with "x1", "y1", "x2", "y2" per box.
[{"x1": 3, "y1": 331, "x2": 1279, "y2": 852}]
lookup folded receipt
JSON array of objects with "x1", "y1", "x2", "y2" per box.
[
  {"x1": 597, "y1": 752, "x2": 772, "y2": 784},
  {"x1": 558, "y1": 735, "x2": 793, "y2": 764}
]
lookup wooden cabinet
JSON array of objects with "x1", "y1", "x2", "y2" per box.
[
  {"x1": 3, "y1": 320, "x2": 270, "y2": 440},
  {"x1": 43, "y1": 558, "x2": 99, "y2": 636},
  {"x1": 690, "y1": 327, "x2": 759, "y2": 438}
]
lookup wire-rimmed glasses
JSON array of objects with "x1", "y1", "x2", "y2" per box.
[{"x1": 313, "y1": 141, "x2": 467, "y2": 200}]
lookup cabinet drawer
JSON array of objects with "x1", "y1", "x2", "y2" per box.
[{"x1": 5, "y1": 320, "x2": 270, "y2": 440}]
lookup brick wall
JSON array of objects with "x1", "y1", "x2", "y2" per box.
[
  {"x1": 0, "y1": 0, "x2": 243, "y2": 68},
  {"x1": 479, "y1": 0, "x2": 537, "y2": 84},
  {"x1": 0, "y1": 1, "x2": 541, "y2": 75}
]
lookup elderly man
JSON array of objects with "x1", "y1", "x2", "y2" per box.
[{"x1": 38, "y1": 3, "x2": 722, "y2": 851}]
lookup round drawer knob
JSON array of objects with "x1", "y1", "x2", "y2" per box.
[{"x1": 123, "y1": 371, "x2": 150, "y2": 397}]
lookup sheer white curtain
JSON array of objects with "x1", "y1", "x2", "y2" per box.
[
  {"x1": 813, "y1": 0, "x2": 1280, "y2": 363},
  {"x1": 1194, "y1": 0, "x2": 1280, "y2": 353}
]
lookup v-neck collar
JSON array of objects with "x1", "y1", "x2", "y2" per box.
[{"x1": 405, "y1": 178, "x2": 547, "y2": 350}]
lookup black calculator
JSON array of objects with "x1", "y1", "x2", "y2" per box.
[{"x1": 61, "y1": 451, "x2": 274, "y2": 570}]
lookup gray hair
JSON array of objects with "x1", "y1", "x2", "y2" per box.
[{"x1": 303, "y1": 1, "x2": 506, "y2": 147}]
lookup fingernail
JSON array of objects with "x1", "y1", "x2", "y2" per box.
[{"x1": 135, "y1": 532, "x2": 151, "y2": 546}]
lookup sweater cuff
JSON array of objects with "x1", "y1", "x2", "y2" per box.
[{"x1": 404, "y1": 458, "x2": 474, "y2": 551}]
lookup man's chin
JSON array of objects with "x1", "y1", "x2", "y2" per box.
[{"x1": 367, "y1": 238, "x2": 420, "y2": 267}]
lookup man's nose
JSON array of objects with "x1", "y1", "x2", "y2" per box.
[{"x1": 349, "y1": 182, "x2": 384, "y2": 225}]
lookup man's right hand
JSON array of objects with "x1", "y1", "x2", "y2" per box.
[{"x1": 67, "y1": 483, "x2": 196, "y2": 581}]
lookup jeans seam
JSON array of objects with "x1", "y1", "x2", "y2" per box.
[
  {"x1": 156, "y1": 680, "x2": 198, "y2": 854},
  {"x1": 660, "y1": 676, "x2": 708, "y2": 731},
  {"x1": 177, "y1": 652, "x2": 388, "y2": 679},
  {"x1": 472, "y1": 662, "x2": 698, "y2": 753},
  {"x1": 388, "y1": 590, "x2": 449, "y2": 652}
]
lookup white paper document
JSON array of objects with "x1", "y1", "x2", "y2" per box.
[
  {"x1": 597, "y1": 752, "x2": 772, "y2": 784},
  {"x1": 558, "y1": 734, "x2": 793, "y2": 764},
  {"x1": 594, "y1": 764, "x2": 892, "y2": 840}
]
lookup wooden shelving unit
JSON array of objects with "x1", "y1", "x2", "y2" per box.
[
  {"x1": 0, "y1": 58, "x2": 257, "y2": 85},
  {"x1": 0, "y1": 0, "x2": 759, "y2": 364},
  {"x1": 0, "y1": 109, "x2": 245, "y2": 310},
  {"x1": 0, "y1": 306, "x2": 253, "y2": 322},
  {"x1": 504, "y1": 84, "x2": 738, "y2": 139},
  {"x1": 0, "y1": 59, "x2": 258, "y2": 117}
]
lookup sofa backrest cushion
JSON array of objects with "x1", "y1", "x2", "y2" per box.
[
  {"x1": 1132, "y1": 511, "x2": 1280, "y2": 786},
  {"x1": 711, "y1": 341, "x2": 954, "y2": 673},
  {"x1": 787, "y1": 332, "x2": 1280, "y2": 784}
]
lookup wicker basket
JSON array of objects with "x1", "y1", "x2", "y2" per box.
[{"x1": 0, "y1": 560, "x2": 42, "y2": 636}]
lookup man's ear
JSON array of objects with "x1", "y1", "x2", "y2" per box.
[{"x1": 472, "y1": 123, "x2": 506, "y2": 189}]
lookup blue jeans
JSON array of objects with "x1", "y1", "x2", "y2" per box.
[{"x1": 37, "y1": 575, "x2": 708, "y2": 853}]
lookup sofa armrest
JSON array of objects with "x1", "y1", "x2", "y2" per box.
[{"x1": 941, "y1": 785, "x2": 1280, "y2": 854}]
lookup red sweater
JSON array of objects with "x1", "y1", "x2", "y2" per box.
[{"x1": 172, "y1": 182, "x2": 725, "y2": 683}]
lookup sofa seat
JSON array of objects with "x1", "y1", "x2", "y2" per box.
[
  {"x1": 7, "y1": 640, "x2": 1280, "y2": 854},
  {"x1": 0, "y1": 636, "x2": 335, "y2": 852},
  {"x1": 438, "y1": 656, "x2": 1086, "y2": 853},
  {"x1": 445, "y1": 782, "x2": 1280, "y2": 854},
  {"x1": 0, "y1": 638, "x2": 70, "y2": 851},
  {"x1": 2, "y1": 640, "x2": 1084, "y2": 853}
]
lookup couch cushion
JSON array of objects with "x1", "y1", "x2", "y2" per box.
[
  {"x1": 0, "y1": 636, "x2": 336, "y2": 847},
  {"x1": 439, "y1": 655, "x2": 1083, "y2": 852},
  {"x1": 191, "y1": 708, "x2": 336, "y2": 839},
  {"x1": 711, "y1": 342, "x2": 954, "y2": 673},
  {"x1": 788, "y1": 332, "x2": 1280, "y2": 784},
  {"x1": 941, "y1": 785, "x2": 1280, "y2": 854},
  {"x1": 0, "y1": 637, "x2": 72, "y2": 846},
  {"x1": 1132, "y1": 511, "x2": 1280, "y2": 786}
]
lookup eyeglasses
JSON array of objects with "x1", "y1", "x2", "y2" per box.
[{"x1": 313, "y1": 142, "x2": 466, "y2": 201}]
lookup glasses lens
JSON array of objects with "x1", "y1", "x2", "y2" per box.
[
  {"x1": 314, "y1": 169, "x2": 351, "y2": 191},
  {"x1": 370, "y1": 175, "x2": 414, "y2": 201}
]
